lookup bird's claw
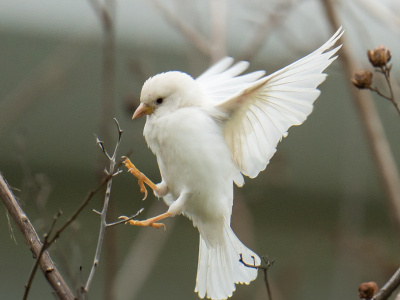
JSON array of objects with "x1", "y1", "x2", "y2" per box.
[
  {"x1": 138, "y1": 180, "x2": 148, "y2": 201},
  {"x1": 123, "y1": 157, "x2": 150, "y2": 200},
  {"x1": 118, "y1": 215, "x2": 166, "y2": 230}
]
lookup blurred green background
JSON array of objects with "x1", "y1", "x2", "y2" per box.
[{"x1": 1, "y1": 1, "x2": 400, "y2": 300}]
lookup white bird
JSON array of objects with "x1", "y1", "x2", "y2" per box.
[{"x1": 120, "y1": 28, "x2": 343, "y2": 300}]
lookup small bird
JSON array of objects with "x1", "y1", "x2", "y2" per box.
[{"x1": 120, "y1": 28, "x2": 343, "y2": 300}]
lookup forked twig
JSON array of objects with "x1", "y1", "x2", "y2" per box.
[
  {"x1": 83, "y1": 118, "x2": 129, "y2": 295},
  {"x1": 370, "y1": 65, "x2": 400, "y2": 115},
  {"x1": 239, "y1": 254, "x2": 274, "y2": 300}
]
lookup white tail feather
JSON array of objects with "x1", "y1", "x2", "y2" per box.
[{"x1": 195, "y1": 223, "x2": 260, "y2": 300}]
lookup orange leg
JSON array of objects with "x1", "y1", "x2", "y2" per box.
[
  {"x1": 123, "y1": 156, "x2": 157, "y2": 200},
  {"x1": 122, "y1": 157, "x2": 172, "y2": 230},
  {"x1": 119, "y1": 212, "x2": 172, "y2": 230}
]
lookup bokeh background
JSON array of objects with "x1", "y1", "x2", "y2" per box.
[{"x1": 1, "y1": 0, "x2": 400, "y2": 299}]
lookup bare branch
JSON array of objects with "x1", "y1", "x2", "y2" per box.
[
  {"x1": 23, "y1": 211, "x2": 62, "y2": 300},
  {"x1": 83, "y1": 119, "x2": 124, "y2": 295},
  {"x1": 0, "y1": 173, "x2": 75, "y2": 300},
  {"x1": 373, "y1": 268, "x2": 400, "y2": 300},
  {"x1": 369, "y1": 86, "x2": 393, "y2": 102}
]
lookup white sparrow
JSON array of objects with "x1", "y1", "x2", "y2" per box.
[{"x1": 120, "y1": 28, "x2": 343, "y2": 300}]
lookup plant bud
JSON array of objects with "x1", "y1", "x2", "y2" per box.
[
  {"x1": 352, "y1": 70, "x2": 373, "y2": 89},
  {"x1": 367, "y1": 45, "x2": 391, "y2": 67},
  {"x1": 358, "y1": 281, "x2": 378, "y2": 299}
]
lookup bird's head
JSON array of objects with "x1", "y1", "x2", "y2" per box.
[{"x1": 133, "y1": 71, "x2": 203, "y2": 119}]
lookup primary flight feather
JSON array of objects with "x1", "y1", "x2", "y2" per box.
[{"x1": 123, "y1": 28, "x2": 343, "y2": 300}]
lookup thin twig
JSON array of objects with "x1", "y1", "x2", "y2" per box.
[
  {"x1": 23, "y1": 211, "x2": 62, "y2": 300},
  {"x1": 83, "y1": 119, "x2": 123, "y2": 295},
  {"x1": 47, "y1": 173, "x2": 113, "y2": 246},
  {"x1": 373, "y1": 267, "x2": 400, "y2": 300},
  {"x1": 380, "y1": 66, "x2": 394, "y2": 98},
  {"x1": 369, "y1": 86, "x2": 393, "y2": 102},
  {"x1": 106, "y1": 208, "x2": 144, "y2": 228},
  {"x1": 375, "y1": 65, "x2": 400, "y2": 115},
  {"x1": 239, "y1": 254, "x2": 274, "y2": 300}
]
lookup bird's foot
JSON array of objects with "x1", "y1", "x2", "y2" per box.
[
  {"x1": 118, "y1": 211, "x2": 172, "y2": 231},
  {"x1": 118, "y1": 216, "x2": 165, "y2": 230},
  {"x1": 123, "y1": 156, "x2": 157, "y2": 200}
]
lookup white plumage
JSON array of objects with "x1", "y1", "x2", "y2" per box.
[{"x1": 131, "y1": 28, "x2": 343, "y2": 300}]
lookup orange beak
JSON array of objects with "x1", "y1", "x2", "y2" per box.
[{"x1": 132, "y1": 103, "x2": 154, "y2": 119}]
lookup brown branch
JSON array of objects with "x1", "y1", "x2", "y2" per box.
[
  {"x1": 0, "y1": 173, "x2": 76, "y2": 300},
  {"x1": 369, "y1": 86, "x2": 393, "y2": 102},
  {"x1": 1, "y1": 150, "x2": 118, "y2": 299},
  {"x1": 23, "y1": 211, "x2": 62, "y2": 300},
  {"x1": 373, "y1": 267, "x2": 400, "y2": 300},
  {"x1": 322, "y1": 0, "x2": 400, "y2": 232}
]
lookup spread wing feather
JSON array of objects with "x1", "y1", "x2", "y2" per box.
[
  {"x1": 197, "y1": 58, "x2": 266, "y2": 104},
  {"x1": 197, "y1": 27, "x2": 343, "y2": 179}
]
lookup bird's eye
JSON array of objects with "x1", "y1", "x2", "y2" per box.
[{"x1": 156, "y1": 97, "x2": 163, "y2": 105}]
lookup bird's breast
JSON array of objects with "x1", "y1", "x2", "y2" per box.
[{"x1": 143, "y1": 107, "x2": 236, "y2": 217}]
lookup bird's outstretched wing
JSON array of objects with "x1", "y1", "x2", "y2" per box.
[
  {"x1": 196, "y1": 58, "x2": 266, "y2": 104},
  {"x1": 200, "y1": 27, "x2": 343, "y2": 179}
]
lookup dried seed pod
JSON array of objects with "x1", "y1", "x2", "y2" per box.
[
  {"x1": 358, "y1": 281, "x2": 378, "y2": 299},
  {"x1": 352, "y1": 70, "x2": 373, "y2": 89},
  {"x1": 367, "y1": 45, "x2": 392, "y2": 67}
]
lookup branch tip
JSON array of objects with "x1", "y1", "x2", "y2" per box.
[
  {"x1": 93, "y1": 209, "x2": 102, "y2": 216},
  {"x1": 113, "y1": 117, "x2": 123, "y2": 139}
]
